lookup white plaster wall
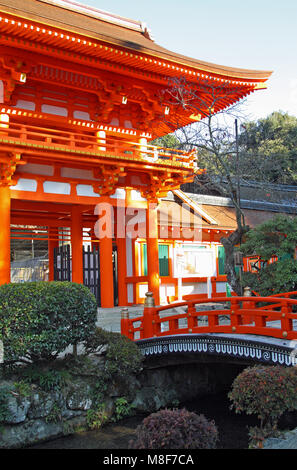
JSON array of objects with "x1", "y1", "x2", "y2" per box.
[
  {"x1": 216, "y1": 282, "x2": 227, "y2": 293},
  {"x1": 110, "y1": 188, "x2": 126, "y2": 199},
  {"x1": 160, "y1": 284, "x2": 175, "y2": 298},
  {"x1": 76, "y1": 185, "x2": 99, "y2": 197},
  {"x1": 61, "y1": 168, "x2": 95, "y2": 180},
  {"x1": 131, "y1": 190, "x2": 146, "y2": 201},
  {"x1": 10, "y1": 178, "x2": 37, "y2": 192},
  {"x1": 17, "y1": 163, "x2": 54, "y2": 176},
  {"x1": 43, "y1": 181, "x2": 71, "y2": 195},
  {"x1": 73, "y1": 110, "x2": 90, "y2": 120},
  {"x1": 41, "y1": 104, "x2": 68, "y2": 116},
  {"x1": 16, "y1": 100, "x2": 36, "y2": 111},
  {"x1": 138, "y1": 284, "x2": 148, "y2": 299}
]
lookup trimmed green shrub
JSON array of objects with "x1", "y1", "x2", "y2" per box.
[
  {"x1": 240, "y1": 215, "x2": 297, "y2": 296},
  {"x1": 129, "y1": 408, "x2": 218, "y2": 449},
  {"x1": 84, "y1": 327, "x2": 143, "y2": 379},
  {"x1": 242, "y1": 260, "x2": 297, "y2": 297},
  {"x1": 0, "y1": 281, "x2": 97, "y2": 364},
  {"x1": 228, "y1": 365, "x2": 297, "y2": 447}
]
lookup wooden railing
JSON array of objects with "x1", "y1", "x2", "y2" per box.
[
  {"x1": 252, "y1": 291, "x2": 297, "y2": 318},
  {"x1": 0, "y1": 122, "x2": 195, "y2": 166},
  {"x1": 121, "y1": 292, "x2": 297, "y2": 341}
]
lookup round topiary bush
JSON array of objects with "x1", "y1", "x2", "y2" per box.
[
  {"x1": 0, "y1": 281, "x2": 97, "y2": 364},
  {"x1": 129, "y1": 408, "x2": 218, "y2": 449},
  {"x1": 228, "y1": 365, "x2": 297, "y2": 447}
]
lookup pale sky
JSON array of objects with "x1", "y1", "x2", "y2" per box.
[{"x1": 71, "y1": 0, "x2": 297, "y2": 121}]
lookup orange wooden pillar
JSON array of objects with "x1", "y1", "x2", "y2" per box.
[
  {"x1": 116, "y1": 193, "x2": 127, "y2": 306},
  {"x1": 117, "y1": 236, "x2": 127, "y2": 306},
  {"x1": 98, "y1": 197, "x2": 114, "y2": 308},
  {"x1": 71, "y1": 205, "x2": 83, "y2": 284},
  {"x1": 146, "y1": 202, "x2": 160, "y2": 306},
  {"x1": 48, "y1": 227, "x2": 59, "y2": 281},
  {"x1": 0, "y1": 185, "x2": 11, "y2": 285}
]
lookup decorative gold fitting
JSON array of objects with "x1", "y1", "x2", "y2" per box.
[
  {"x1": 144, "y1": 291, "x2": 155, "y2": 307},
  {"x1": 121, "y1": 308, "x2": 129, "y2": 319},
  {"x1": 188, "y1": 329, "x2": 192, "y2": 333},
  {"x1": 232, "y1": 326, "x2": 236, "y2": 332},
  {"x1": 152, "y1": 320, "x2": 155, "y2": 324},
  {"x1": 282, "y1": 331, "x2": 288, "y2": 338},
  {"x1": 231, "y1": 310, "x2": 235, "y2": 315},
  {"x1": 282, "y1": 313, "x2": 286, "y2": 318}
]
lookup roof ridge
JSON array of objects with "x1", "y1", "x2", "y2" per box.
[
  {"x1": 36, "y1": 0, "x2": 151, "y2": 35},
  {"x1": 185, "y1": 193, "x2": 297, "y2": 213}
]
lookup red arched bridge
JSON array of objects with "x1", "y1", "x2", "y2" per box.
[{"x1": 121, "y1": 291, "x2": 297, "y2": 367}]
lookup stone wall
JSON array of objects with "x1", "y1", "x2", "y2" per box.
[
  {"x1": 0, "y1": 376, "x2": 98, "y2": 448},
  {"x1": 0, "y1": 360, "x2": 242, "y2": 448}
]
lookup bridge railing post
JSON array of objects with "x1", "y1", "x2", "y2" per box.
[
  {"x1": 143, "y1": 292, "x2": 157, "y2": 338},
  {"x1": 280, "y1": 300, "x2": 293, "y2": 339},
  {"x1": 230, "y1": 297, "x2": 242, "y2": 334},
  {"x1": 121, "y1": 308, "x2": 130, "y2": 339},
  {"x1": 187, "y1": 302, "x2": 197, "y2": 333},
  {"x1": 242, "y1": 286, "x2": 255, "y2": 324}
]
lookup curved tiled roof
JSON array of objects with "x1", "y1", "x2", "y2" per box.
[{"x1": 0, "y1": 0, "x2": 272, "y2": 82}]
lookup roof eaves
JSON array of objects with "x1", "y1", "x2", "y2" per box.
[{"x1": 0, "y1": 0, "x2": 272, "y2": 83}]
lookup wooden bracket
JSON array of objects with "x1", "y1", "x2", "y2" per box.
[{"x1": 0, "y1": 153, "x2": 23, "y2": 186}]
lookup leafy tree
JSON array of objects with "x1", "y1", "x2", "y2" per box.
[
  {"x1": 150, "y1": 134, "x2": 180, "y2": 149},
  {"x1": 229, "y1": 365, "x2": 297, "y2": 448},
  {"x1": 158, "y1": 77, "x2": 297, "y2": 294},
  {"x1": 239, "y1": 111, "x2": 297, "y2": 185},
  {"x1": 159, "y1": 76, "x2": 250, "y2": 294},
  {"x1": 240, "y1": 215, "x2": 297, "y2": 295},
  {"x1": 241, "y1": 214, "x2": 297, "y2": 260}
]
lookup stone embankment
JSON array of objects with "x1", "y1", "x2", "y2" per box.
[{"x1": 0, "y1": 358, "x2": 234, "y2": 448}]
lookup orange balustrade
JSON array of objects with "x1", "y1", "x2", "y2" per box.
[
  {"x1": 0, "y1": 122, "x2": 195, "y2": 167},
  {"x1": 121, "y1": 295, "x2": 297, "y2": 341},
  {"x1": 252, "y1": 290, "x2": 297, "y2": 321}
]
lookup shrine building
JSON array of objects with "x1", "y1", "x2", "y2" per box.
[{"x1": 0, "y1": 0, "x2": 272, "y2": 307}]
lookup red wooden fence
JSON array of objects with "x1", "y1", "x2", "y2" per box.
[{"x1": 121, "y1": 292, "x2": 297, "y2": 342}]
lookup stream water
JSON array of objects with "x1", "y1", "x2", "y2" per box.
[{"x1": 30, "y1": 391, "x2": 261, "y2": 449}]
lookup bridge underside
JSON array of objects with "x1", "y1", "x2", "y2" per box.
[{"x1": 137, "y1": 333, "x2": 296, "y2": 368}]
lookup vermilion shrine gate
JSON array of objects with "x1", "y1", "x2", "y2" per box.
[{"x1": 0, "y1": 0, "x2": 272, "y2": 307}]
